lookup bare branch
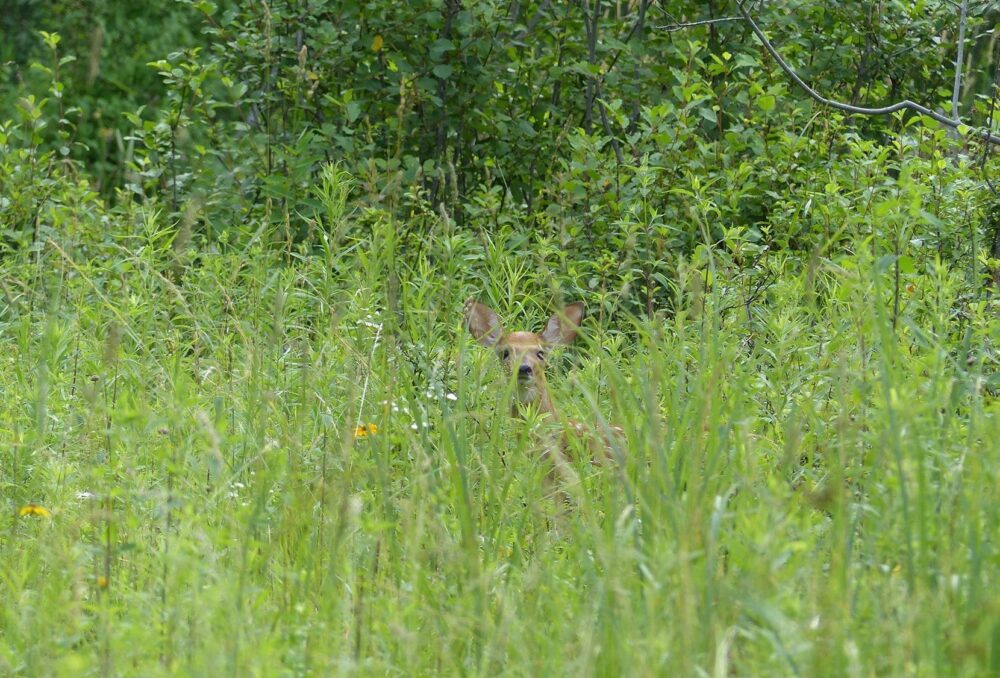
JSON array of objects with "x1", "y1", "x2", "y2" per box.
[
  {"x1": 653, "y1": 16, "x2": 744, "y2": 32},
  {"x1": 583, "y1": 0, "x2": 601, "y2": 134},
  {"x1": 951, "y1": 0, "x2": 968, "y2": 122},
  {"x1": 980, "y1": 37, "x2": 1000, "y2": 193},
  {"x1": 736, "y1": 1, "x2": 1000, "y2": 145}
]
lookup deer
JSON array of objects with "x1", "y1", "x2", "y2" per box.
[{"x1": 463, "y1": 298, "x2": 623, "y2": 483}]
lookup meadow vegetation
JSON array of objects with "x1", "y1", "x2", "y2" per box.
[{"x1": 2, "y1": 1, "x2": 999, "y2": 675}]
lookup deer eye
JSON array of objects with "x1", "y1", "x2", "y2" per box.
[
  {"x1": 500, "y1": 349, "x2": 510, "y2": 361},
  {"x1": 536, "y1": 350, "x2": 545, "y2": 361}
]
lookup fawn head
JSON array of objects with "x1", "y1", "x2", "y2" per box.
[{"x1": 464, "y1": 299, "x2": 584, "y2": 413}]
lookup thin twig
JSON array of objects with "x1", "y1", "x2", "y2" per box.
[
  {"x1": 736, "y1": 0, "x2": 1000, "y2": 145},
  {"x1": 951, "y1": 0, "x2": 968, "y2": 122},
  {"x1": 654, "y1": 16, "x2": 743, "y2": 32},
  {"x1": 583, "y1": 0, "x2": 601, "y2": 133}
]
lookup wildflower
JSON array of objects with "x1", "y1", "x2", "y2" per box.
[
  {"x1": 97, "y1": 576, "x2": 109, "y2": 589},
  {"x1": 18, "y1": 504, "x2": 52, "y2": 518},
  {"x1": 354, "y1": 423, "x2": 378, "y2": 438},
  {"x1": 445, "y1": 393, "x2": 458, "y2": 401}
]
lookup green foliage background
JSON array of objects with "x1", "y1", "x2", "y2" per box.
[{"x1": 2, "y1": 1, "x2": 1000, "y2": 675}]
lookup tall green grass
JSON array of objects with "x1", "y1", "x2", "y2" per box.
[{"x1": 1, "y1": 204, "x2": 998, "y2": 676}]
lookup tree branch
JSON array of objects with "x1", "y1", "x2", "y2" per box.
[
  {"x1": 583, "y1": 0, "x2": 600, "y2": 134},
  {"x1": 980, "y1": 38, "x2": 1000, "y2": 194},
  {"x1": 951, "y1": 0, "x2": 968, "y2": 122},
  {"x1": 736, "y1": 1, "x2": 1000, "y2": 145},
  {"x1": 653, "y1": 16, "x2": 743, "y2": 32}
]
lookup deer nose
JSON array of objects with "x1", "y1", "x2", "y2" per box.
[{"x1": 518, "y1": 364, "x2": 533, "y2": 378}]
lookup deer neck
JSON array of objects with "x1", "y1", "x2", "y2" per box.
[{"x1": 513, "y1": 374, "x2": 557, "y2": 420}]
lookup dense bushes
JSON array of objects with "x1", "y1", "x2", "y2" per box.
[{"x1": 5, "y1": 3, "x2": 999, "y2": 318}]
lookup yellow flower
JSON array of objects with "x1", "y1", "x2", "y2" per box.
[
  {"x1": 354, "y1": 423, "x2": 378, "y2": 438},
  {"x1": 371, "y1": 35, "x2": 384, "y2": 52},
  {"x1": 18, "y1": 504, "x2": 52, "y2": 518},
  {"x1": 97, "y1": 576, "x2": 109, "y2": 589}
]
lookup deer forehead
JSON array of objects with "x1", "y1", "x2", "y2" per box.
[{"x1": 499, "y1": 332, "x2": 545, "y2": 351}]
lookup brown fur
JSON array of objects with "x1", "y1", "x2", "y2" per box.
[{"x1": 463, "y1": 299, "x2": 622, "y2": 472}]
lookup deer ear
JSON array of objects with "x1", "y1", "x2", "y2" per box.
[
  {"x1": 541, "y1": 302, "x2": 584, "y2": 345},
  {"x1": 463, "y1": 299, "x2": 504, "y2": 347}
]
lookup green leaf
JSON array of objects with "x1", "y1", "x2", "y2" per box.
[
  {"x1": 757, "y1": 94, "x2": 776, "y2": 112},
  {"x1": 876, "y1": 254, "x2": 896, "y2": 273},
  {"x1": 432, "y1": 64, "x2": 454, "y2": 79},
  {"x1": 345, "y1": 100, "x2": 361, "y2": 123},
  {"x1": 430, "y1": 38, "x2": 454, "y2": 59}
]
